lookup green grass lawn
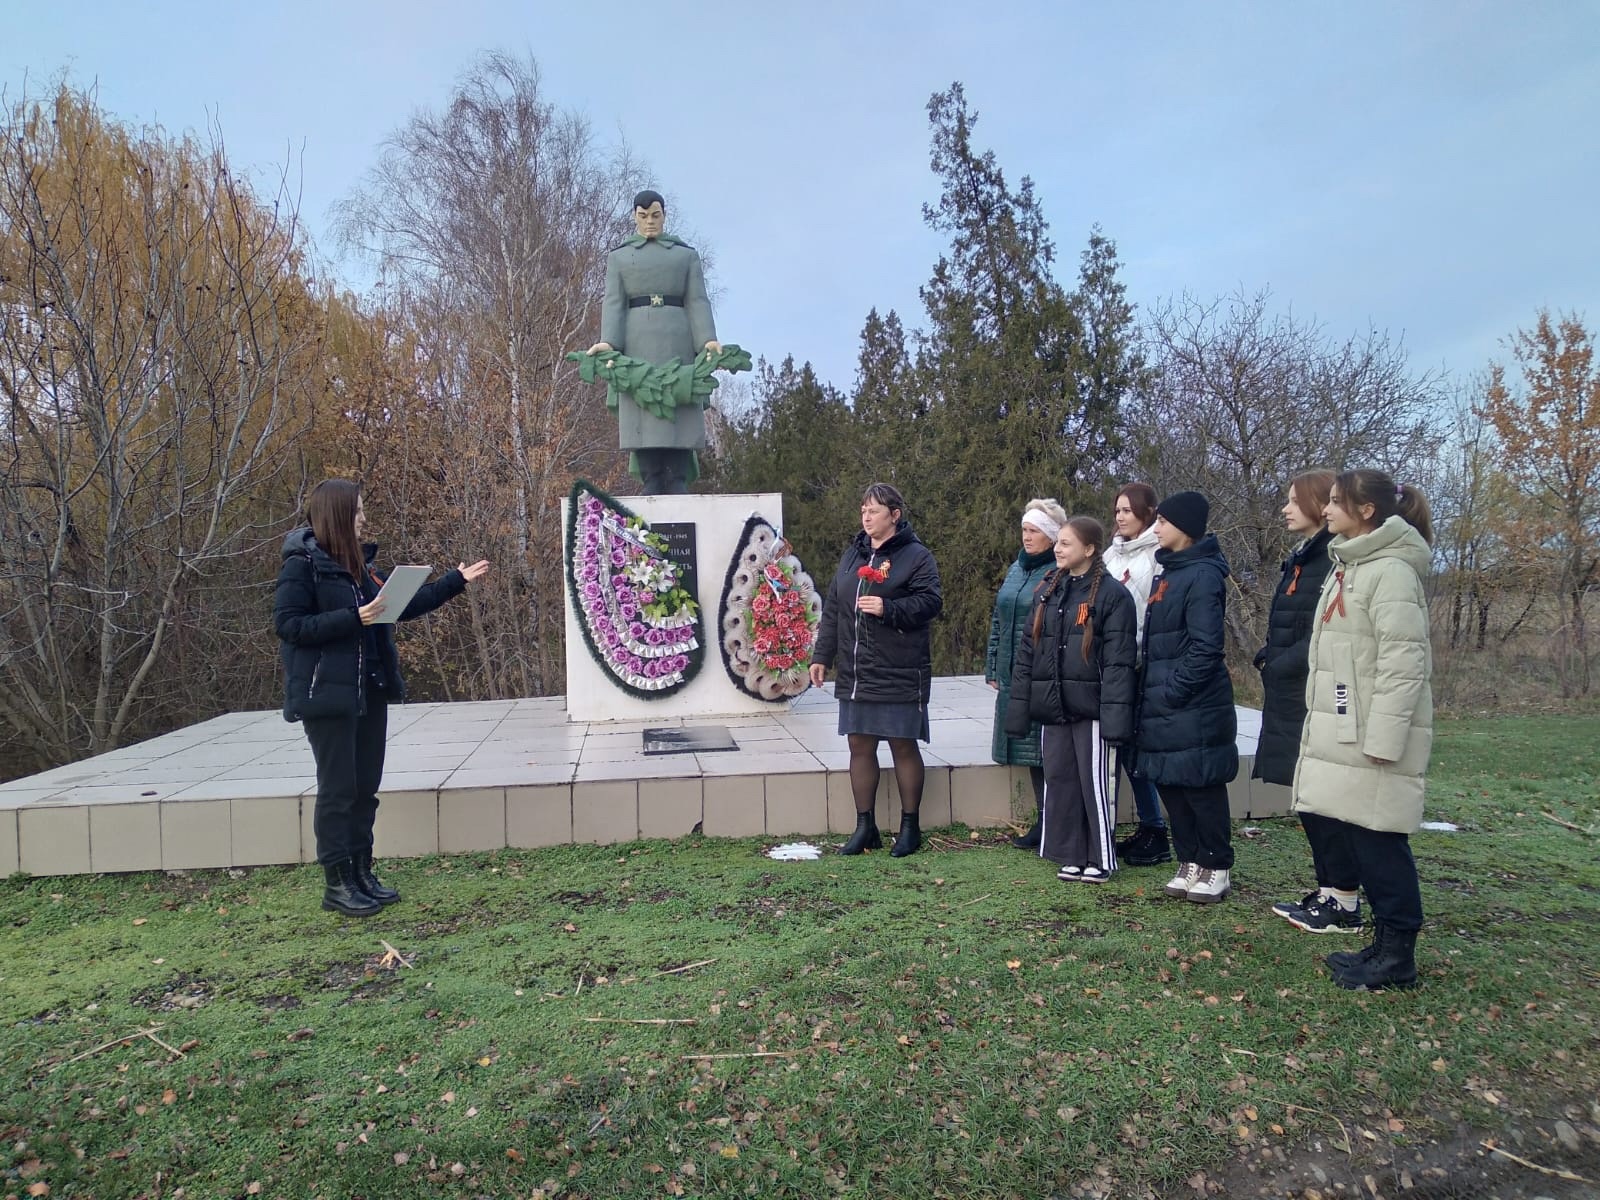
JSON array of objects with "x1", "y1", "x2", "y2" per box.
[{"x1": 2, "y1": 714, "x2": 1597, "y2": 1199}]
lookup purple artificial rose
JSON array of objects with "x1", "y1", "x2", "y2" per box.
[
  {"x1": 594, "y1": 614, "x2": 615, "y2": 636},
  {"x1": 582, "y1": 581, "x2": 601, "y2": 601},
  {"x1": 649, "y1": 628, "x2": 669, "y2": 646},
  {"x1": 619, "y1": 603, "x2": 637, "y2": 621},
  {"x1": 602, "y1": 630, "x2": 621, "y2": 649},
  {"x1": 610, "y1": 549, "x2": 626, "y2": 568},
  {"x1": 616, "y1": 586, "x2": 634, "y2": 604},
  {"x1": 638, "y1": 591, "x2": 656, "y2": 606},
  {"x1": 580, "y1": 565, "x2": 599, "y2": 583},
  {"x1": 626, "y1": 621, "x2": 646, "y2": 640}
]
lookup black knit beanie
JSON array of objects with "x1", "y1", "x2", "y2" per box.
[{"x1": 1156, "y1": 491, "x2": 1209, "y2": 540}]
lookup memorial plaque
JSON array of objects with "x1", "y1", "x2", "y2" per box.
[
  {"x1": 642, "y1": 726, "x2": 740, "y2": 755},
  {"x1": 652, "y1": 522, "x2": 699, "y2": 599}
]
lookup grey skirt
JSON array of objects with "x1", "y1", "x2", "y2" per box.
[{"x1": 837, "y1": 698, "x2": 930, "y2": 743}]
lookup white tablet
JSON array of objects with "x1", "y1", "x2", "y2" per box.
[{"x1": 369, "y1": 565, "x2": 432, "y2": 623}]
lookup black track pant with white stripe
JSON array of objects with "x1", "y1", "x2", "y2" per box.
[{"x1": 1038, "y1": 720, "x2": 1116, "y2": 871}]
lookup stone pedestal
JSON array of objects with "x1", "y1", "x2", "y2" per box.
[{"x1": 561, "y1": 491, "x2": 788, "y2": 723}]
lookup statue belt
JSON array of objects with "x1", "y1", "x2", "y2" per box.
[{"x1": 627, "y1": 294, "x2": 685, "y2": 309}]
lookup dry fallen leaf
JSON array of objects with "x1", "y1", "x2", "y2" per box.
[
  {"x1": 28, "y1": 1183, "x2": 50, "y2": 1198},
  {"x1": 719, "y1": 1145, "x2": 740, "y2": 1159},
  {"x1": 478, "y1": 1056, "x2": 492, "y2": 1066},
  {"x1": 506, "y1": 1148, "x2": 525, "y2": 1163},
  {"x1": 161, "y1": 1089, "x2": 177, "y2": 1105},
  {"x1": 441, "y1": 1090, "x2": 456, "y2": 1104},
  {"x1": 393, "y1": 1152, "x2": 410, "y2": 1165},
  {"x1": 132, "y1": 918, "x2": 147, "y2": 926},
  {"x1": 246, "y1": 1184, "x2": 262, "y2": 1195},
  {"x1": 286, "y1": 1028, "x2": 315, "y2": 1043},
  {"x1": 1006, "y1": 960, "x2": 1021, "y2": 970}
]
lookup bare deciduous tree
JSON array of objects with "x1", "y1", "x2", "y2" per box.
[
  {"x1": 0, "y1": 83, "x2": 321, "y2": 770},
  {"x1": 1129, "y1": 288, "x2": 1445, "y2": 661},
  {"x1": 335, "y1": 51, "x2": 642, "y2": 697}
]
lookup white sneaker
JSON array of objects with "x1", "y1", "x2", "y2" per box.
[
  {"x1": 1163, "y1": 862, "x2": 1199, "y2": 898},
  {"x1": 1186, "y1": 867, "x2": 1231, "y2": 904}
]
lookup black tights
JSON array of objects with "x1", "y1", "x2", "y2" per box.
[{"x1": 847, "y1": 734, "x2": 924, "y2": 816}]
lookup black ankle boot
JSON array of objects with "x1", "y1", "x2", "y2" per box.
[
  {"x1": 354, "y1": 847, "x2": 400, "y2": 905},
  {"x1": 322, "y1": 859, "x2": 382, "y2": 917},
  {"x1": 1332, "y1": 923, "x2": 1418, "y2": 991},
  {"x1": 1121, "y1": 826, "x2": 1172, "y2": 867},
  {"x1": 1326, "y1": 921, "x2": 1384, "y2": 973},
  {"x1": 891, "y1": 812, "x2": 922, "y2": 858},
  {"x1": 840, "y1": 813, "x2": 882, "y2": 855},
  {"x1": 1010, "y1": 808, "x2": 1043, "y2": 849}
]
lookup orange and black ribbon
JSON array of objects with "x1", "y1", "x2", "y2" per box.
[
  {"x1": 1286, "y1": 564, "x2": 1302, "y2": 595},
  {"x1": 1321, "y1": 569, "x2": 1346, "y2": 623}
]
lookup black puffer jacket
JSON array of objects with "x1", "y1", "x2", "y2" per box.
[
  {"x1": 1138, "y1": 534, "x2": 1238, "y2": 787},
  {"x1": 1252, "y1": 528, "x2": 1334, "y2": 785},
  {"x1": 1003, "y1": 567, "x2": 1138, "y2": 744},
  {"x1": 274, "y1": 528, "x2": 466, "y2": 721},
  {"x1": 811, "y1": 522, "x2": 942, "y2": 705}
]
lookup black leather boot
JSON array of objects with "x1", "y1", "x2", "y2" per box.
[
  {"x1": 839, "y1": 812, "x2": 882, "y2": 855},
  {"x1": 322, "y1": 859, "x2": 382, "y2": 917},
  {"x1": 1325, "y1": 921, "x2": 1384, "y2": 973},
  {"x1": 1333, "y1": 924, "x2": 1418, "y2": 991},
  {"x1": 891, "y1": 812, "x2": 922, "y2": 858},
  {"x1": 1010, "y1": 807, "x2": 1043, "y2": 849},
  {"x1": 354, "y1": 847, "x2": 400, "y2": 905}
]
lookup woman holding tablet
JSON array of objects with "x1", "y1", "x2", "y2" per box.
[{"x1": 274, "y1": 479, "x2": 489, "y2": 916}]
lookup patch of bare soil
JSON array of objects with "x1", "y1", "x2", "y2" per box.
[{"x1": 1179, "y1": 1099, "x2": 1600, "y2": 1200}]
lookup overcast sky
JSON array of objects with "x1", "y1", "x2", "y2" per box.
[{"x1": 12, "y1": 0, "x2": 1599, "y2": 394}]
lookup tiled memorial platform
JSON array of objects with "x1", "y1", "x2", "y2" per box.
[{"x1": 0, "y1": 677, "x2": 1283, "y2": 877}]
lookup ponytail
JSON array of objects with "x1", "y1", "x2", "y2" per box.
[{"x1": 1334, "y1": 469, "x2": 1434, "y2": 545}]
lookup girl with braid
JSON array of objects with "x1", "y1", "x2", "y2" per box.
[{"x1": 1005, "y1": 517, "x2": 1138, "y2": 882}]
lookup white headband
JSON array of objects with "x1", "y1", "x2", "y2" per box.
[{"x1": 1021, "y1": 509, "x2": 1061, "y2": 541}]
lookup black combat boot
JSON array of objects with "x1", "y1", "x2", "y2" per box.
[
  {"x1": 891, "y1": 812, "x2": 922, "y2": 858},
  {"x1": 322, "y1": 859, "x2": 382, "y2": 917},
  {"x1": 1010, "y1": 806, "x2": 1043, "y2": 849},
  {"x1": 354, "y1": 847, "x2": 400, "y2": 905},
  {"x1": 839, "y1": 812, "x2": 882, "y2": 855},
  {"x1": 1332, "y1": 924, "x2": 1418, "y2": 992},
  {"x1": 1122, "y1": 825, "x2": 1172, "y2": 867}
]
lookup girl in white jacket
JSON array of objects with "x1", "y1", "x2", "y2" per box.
[
  {"x1": 1293, "y1": 469, "x2": 1434, "y2": 991},
  {"x1": 1101, "y1": 482, "x2": 1168, "y2": 866}
]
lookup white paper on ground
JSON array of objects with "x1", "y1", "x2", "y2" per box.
[
  {"x1": 767, "y1": 842, "x2": 822, "y2": 861},
  {"x1": 369, "y1": 565, "x2": 431, "y2": 623},
  {"x1": 1419, "y1": 821, "x2": 1459, "y2": 832}
]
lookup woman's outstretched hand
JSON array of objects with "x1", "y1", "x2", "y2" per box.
[
  {"x1": 459, "y1": 560, "x2": 491, "y2": 584},
  {"x1": 808, "y1": 663, "x2": 827, "y2": 688}
]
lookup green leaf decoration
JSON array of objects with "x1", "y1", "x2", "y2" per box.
[{"x1": 565, "y1": 344, "x2": 754, "y2": 421}]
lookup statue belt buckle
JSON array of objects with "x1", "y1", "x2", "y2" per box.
[{"x1": 650, "y1": 294, "x2": 665, "y2": 306}]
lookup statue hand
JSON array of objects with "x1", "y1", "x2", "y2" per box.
[
  {"x1": 703, "y1": 340, "x2": 721, "y2": 355},
  {"x1": 587, "y1": 341, "x2": 613, "y2": 355}
]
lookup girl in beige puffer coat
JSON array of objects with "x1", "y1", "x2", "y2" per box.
[{"x1": 1292, "y1": 469, "x2": 1434, "y2": 991}]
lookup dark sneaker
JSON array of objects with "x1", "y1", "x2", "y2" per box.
[
  {"x1": 1114, "y1": 826, "x2": 1145, "y2": 854},
  {"x1": 1272, "y1": 890, "x2": 1322, "y2": 919},
  {"x1": 1284, "y1": 894, "x2": 1363, "y2": 934},
  {"x1": 1122, "y1": 826, "x2": 1172, "y2": 867}
]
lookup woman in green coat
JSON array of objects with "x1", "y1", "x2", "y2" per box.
[
  {"x1": 1293, "y1": 469, "x2": 1434, "y2": 991},
  {"x1": 987, "y1": 498, "x2": 1068, "y2": 848}
]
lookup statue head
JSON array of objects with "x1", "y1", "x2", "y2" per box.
[{"x1": 632, "y1": 189, "x2": 665, "y2": 239}]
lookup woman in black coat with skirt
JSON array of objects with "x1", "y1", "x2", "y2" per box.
[
  {"x1": 810, "y1": 483, "x2": 943, "y2": 858},
  {"x1": 274, "y1": 479, "x2": 489, "y2": 917}
]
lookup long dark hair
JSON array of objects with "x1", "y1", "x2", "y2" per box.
[
  {"x1": 1031, "y1": 516, "x2": 1108, "y2": 663},
  {"x1": 1333, "y1": 469, "x2": 1434, "y2": 545},
  {"x1": 305, "y1": 479, "x2": 366, "y2": 581},
  {"x1": 1114, "y1": 482, "x2": 1157, "y2": 535}
]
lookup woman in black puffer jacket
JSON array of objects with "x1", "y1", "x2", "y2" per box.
[
  {"x1": 1252, "y1": 470, "x2": 1362, "y2": 935},
  {"x1": 1004, "y1": 516, "x2": 1137, "y2": 880},
  {"x1": 810, "y1": 483, "x2": 943, "y2": 858},
  {"x1": 274, "y1": 479, "x2": 488, "y2": 917},
  {"x1": 1138, "y1": 491, "x2": 1238, "y2": 905}
]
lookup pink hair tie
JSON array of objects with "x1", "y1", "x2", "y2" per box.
[{"x1": 1395, "y1": 484, "x2": 1405, "y2": 500}]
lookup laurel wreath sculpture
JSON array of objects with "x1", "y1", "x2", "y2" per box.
[{"x1": 566, "y1": 343, "x2": 753, "y2": 420}]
